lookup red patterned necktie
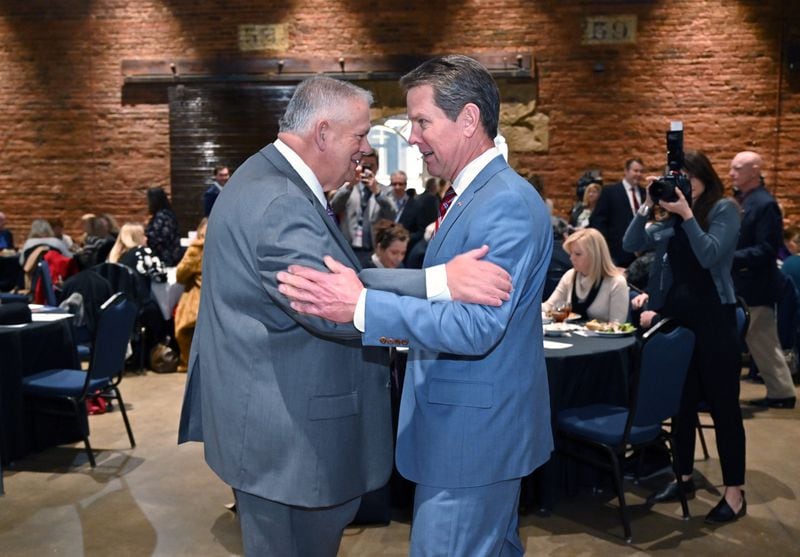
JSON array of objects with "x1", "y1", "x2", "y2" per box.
[
  {"x1": 630, "y1": 187, "x2": 640, "y2": 212},
  {"x1": 435, "y1": 187, "x2": 457, "y2": 233}
]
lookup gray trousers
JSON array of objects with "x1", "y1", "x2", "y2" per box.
[
  {"x1": 234, "y1": 489, "x2": 361, "y2": 557},
  {"x1": 747, "y1": 305, "x2": 797, "y2": 399}
]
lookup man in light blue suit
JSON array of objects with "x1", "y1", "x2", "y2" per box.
[
  {"x1": 178, "y1": 75, "x2": 512, "y2": 557},
  {"x1": 279, "y1": 55, "x2": 554, "y2": 556}
]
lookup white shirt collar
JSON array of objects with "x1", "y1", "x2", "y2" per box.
[
  {"x1": 451, "y1": 147, "x2": 501, "y2": 198},
  {"x1": 622, "y1": 179, "x2": 637, "y2": 193},
  {"x1": 274, "y1": 139, "x2": 327, "y2": 207}
]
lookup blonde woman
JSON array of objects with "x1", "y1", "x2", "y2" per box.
[
  {"x1": 108, "y1": 222, "x2": 166, "y2": 282},
  {"x1": 571, "y1": 182, "x2": 602, "y2": 229},
  {"x1": 542, "y1": 227, "x2": 629, "y2": 322}
]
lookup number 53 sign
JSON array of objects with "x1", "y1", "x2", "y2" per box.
[{"x1": 582, "y1": 15, "x2": 638, "y2": 45}]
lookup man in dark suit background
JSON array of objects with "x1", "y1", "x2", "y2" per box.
[
  {"x1": 731, "y1": 150, "x2": 797, "y2": 409},
  {"x1": 202, "y1": 165, "x2": 229, "y2": 216},
  {"x1": 589, "y1": 157, "x2": 646, "y2": 267},
  {"x1": 178, "y1": 75, "x2": 512, "y2": 557}
]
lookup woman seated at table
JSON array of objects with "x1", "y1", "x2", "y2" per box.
[
  {"x1": 108, "y1": 222, "x2": 170, "y2": 366},
  {"x1": 174, "y1": 218, "x2": 207, "y2": 373},
  {"x1": 542, "y1": 227, "x2": 629, "y2": 323},
  {"x1": 623, "y1": 150, "x2": 745, "y2": 524},
  {"x1": 18, "y1": 219, "x2": 72, "y2": 265},
  {"x1": 108, "y1": 222, "x2": 166, "y2": 285},
  {"x1": 365, "y1": 220, "x2": 409, "y2": 269}
]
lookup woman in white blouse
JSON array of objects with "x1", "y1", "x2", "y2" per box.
[{"x1": 542, "y1": 227, "x2": 630, "y2": 323}]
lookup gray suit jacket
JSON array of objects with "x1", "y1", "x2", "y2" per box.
[{"x1": 178, "y1": 143, "x2": 425, "y2": 508}]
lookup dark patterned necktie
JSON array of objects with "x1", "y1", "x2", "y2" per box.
[
  {"x1": 435, "y1": 187, "x2": 457, "y2": 233},
  {"x1": 325, "y1": 202, "x2": 338, "y2": 225}
]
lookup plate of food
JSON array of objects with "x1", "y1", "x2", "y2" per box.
[
  {"x1": 543, "y1": 322, "x2": 582, "y2": 337},
  {"x1": 584, "y1": 320, "x2": 636, "y2": 336}
]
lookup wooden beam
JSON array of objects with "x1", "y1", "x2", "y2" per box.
[{"x1": 121, "y1": 52, "x2": 535, "y2": 84}]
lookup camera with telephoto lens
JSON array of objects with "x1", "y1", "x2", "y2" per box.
[{"x1": 648, "y1": 121, "x2": 692, "y2": 206}]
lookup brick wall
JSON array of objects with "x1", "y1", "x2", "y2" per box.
[{"x1": 0, "y1": 0, "x2": 798, "y2": 242}]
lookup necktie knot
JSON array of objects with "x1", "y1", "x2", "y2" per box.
[{"x1": 436, "y1": 187, "x2": 457, "y2": 233}]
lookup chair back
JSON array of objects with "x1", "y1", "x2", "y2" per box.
[
  {"x1": 630, "y1": 319, "x2": 695, "y2": 428},
  {"x1": 88, "y1": 292, "x2": 138, "y2": 383},
  {"x1": 34, "y1": 259, "x2": 58, "y2": 306},
  {"x1": 92, "y1": 262, "x2": 146, "y2": 308}
]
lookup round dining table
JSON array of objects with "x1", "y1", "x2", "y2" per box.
[{"x1": 522, "y1": 330, "x2": 639, "y2": 513}]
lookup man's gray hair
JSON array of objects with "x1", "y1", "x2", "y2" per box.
[
  {"x1": 400, "y1": 55, "x2": 500, "y2": 139},
  {"x1": 279, "y1": 75, "x2": 373, "y2": 134}
]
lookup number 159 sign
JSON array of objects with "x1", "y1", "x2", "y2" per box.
[{"x1": 582, "y1": 15, "x2": 638, "y2": 45}]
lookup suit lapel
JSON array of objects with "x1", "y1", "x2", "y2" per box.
[
  {"x1": 260, "y1": 144, "x2": 362, "y2": 270},
  {"x1": 425, "y1": 155, "x2": 508, "y2": 264}
]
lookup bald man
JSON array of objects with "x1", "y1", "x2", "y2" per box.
[{"x1": 730, "y1": 151, "x2": 797, "y2": 408}]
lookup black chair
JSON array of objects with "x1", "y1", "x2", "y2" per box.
[
  {"x1": 556, "y1": 318, "x2": 696, "y2": 542},
  {"x1": 92, "y1": 262, "x2": 149, "y2": 370},
  {"x1": 21, "y1": 292, "x2": 138, "y2": 468},
  {"x1": 696, "y1": 297, "x2": 750, "y2": 460}
]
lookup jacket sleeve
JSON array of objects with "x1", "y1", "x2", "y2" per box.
[
  {"x1": 733, "y1": 198, "x2": 782, "y2": 271},
  {"x1": 363, "y1": 187, "x2": 552, "y2": 355},
  {"x1": 257, "y1": 192, "x2": 362, "y2": 340},
  {"x1": 623, "y1": 214, "x2": 659, "y2": 253},
  {"x1": 682, "y1": 199, "x2": 741, "y2": 270}
]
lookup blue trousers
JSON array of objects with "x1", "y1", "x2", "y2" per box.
[
  {"x1": 234, "y1": 489, "x2": 361, "y2": 557},
  {"x1": 410, "y1": 478, "x2": 524, "y2": 557}
]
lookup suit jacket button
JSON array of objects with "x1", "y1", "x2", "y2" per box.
[{"x1": 379, "y1": 336, "x2": 388, "y2": 344}]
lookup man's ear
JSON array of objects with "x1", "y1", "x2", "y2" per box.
[
  {"x1": 314, "y1": 120, "x2": 329, "y2": 150},
  {"x1": 460, "y1": 103, "x2": 481, "y2": 138}
]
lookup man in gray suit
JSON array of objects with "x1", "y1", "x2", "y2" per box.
[{"x1": 177, "y1": 75, "x2": 511, "y2": 556}]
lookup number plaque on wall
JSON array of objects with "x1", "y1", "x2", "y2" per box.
[
  {"x1": 581, "y1": 15, "x2": 637, "y2": 45},
  {"x1": 238, "y1": 24, "x2": 289, "y2": 52}
]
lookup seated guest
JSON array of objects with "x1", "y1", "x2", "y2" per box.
[
  {"x1": 110, "y1": 222, "x2": 169, "y2": 367},
  {"x1": 109, "y1": 222, "x2": 166, "y2": 285},
  {"x1": 76, "y1": 215, "x2": 115, "y2": 269},
  {"x1": 146, "y1": 187, "x2": 183, "y2": 266},
  {"x1": 174, "y1": 218, "x2": 207, "y2": 373},
  {"x1": 570, "y1": 182, "x2": 602, "y2": 230},
  {"x1": 542, "y1": 227, "x2": 629, "y2": 322},
  {"x1": 365, "y1": 220, "x2": 409, "y2": 269},
  {"x1": 19, "y1": 219, "x2": 72, "y2": 265},
  {"x1": 48, "y1": 218, "x2": 74, "y2": 251},
  {"x1": 0, "y1": 211, "x2": 14, "y2": 250}
]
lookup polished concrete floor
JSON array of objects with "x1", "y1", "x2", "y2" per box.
[{"x1": 1, "y1": 371, "x2": 798, "y2": 556}]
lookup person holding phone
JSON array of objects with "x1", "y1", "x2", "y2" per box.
[{"x1": 330, "y1": 151, "x2": 397, "y2": 265}]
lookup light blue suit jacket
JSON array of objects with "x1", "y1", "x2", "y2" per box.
[{"x1": 363, "y1": 156, "x2": 554, "y2": 488}]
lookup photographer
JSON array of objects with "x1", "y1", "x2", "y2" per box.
[
  {"x1": 623, "y1": 150, "x2": 746, "y2": 525},
  {"x1": 330, "y1": 151, "x2": 397, "y2": 266}
]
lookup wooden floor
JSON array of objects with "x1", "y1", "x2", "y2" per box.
[{"x1": 1, "y1": 371, "x2": 798, "y2": 556}]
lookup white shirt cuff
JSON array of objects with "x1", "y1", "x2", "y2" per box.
[
  {"x1": 354, "y1": 288, "x2": 368, "y2": 332},
  {"x1": 356, "y1": 264, "x2": 451, "y2": 334},
  {"x1": 426, "y1": 264, "x2": 452, "y2": 302}
]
